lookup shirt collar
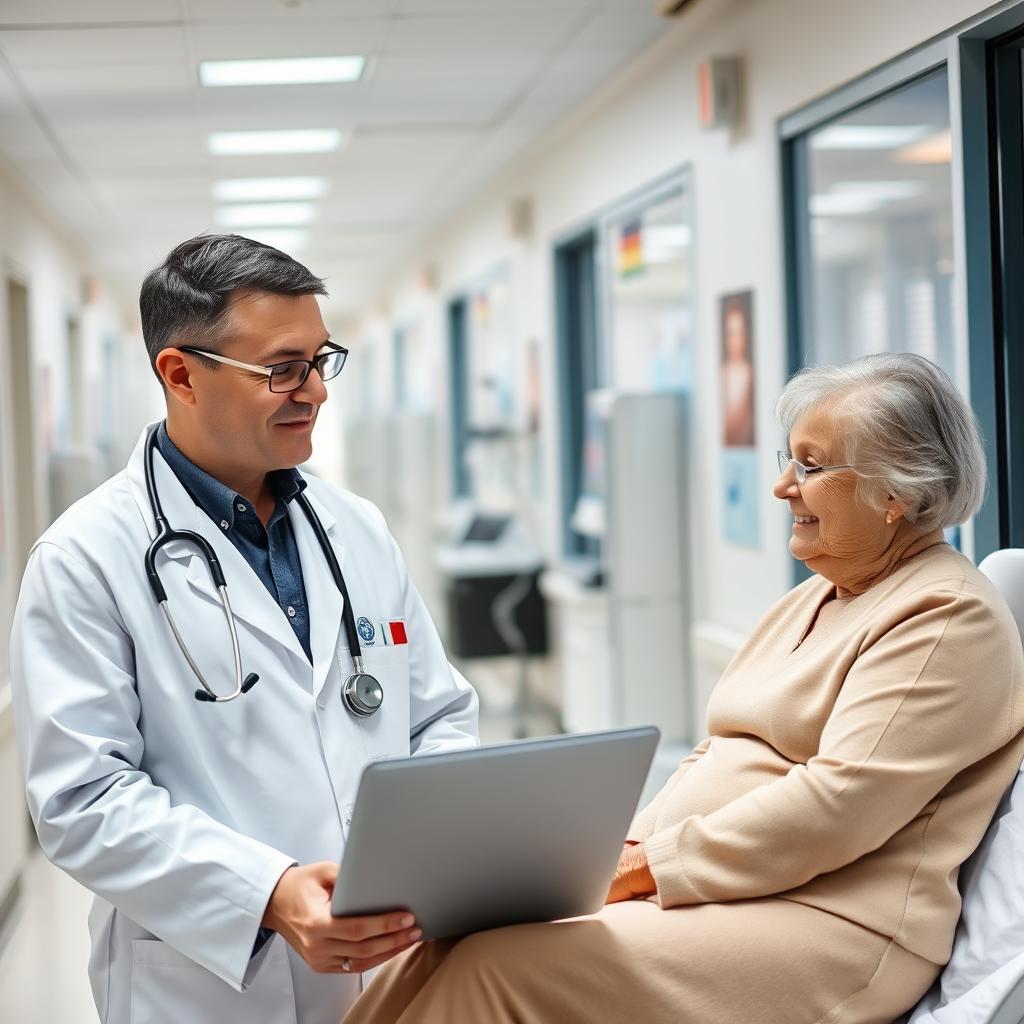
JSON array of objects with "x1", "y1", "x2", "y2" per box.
[{"x1": 156, "y1": 422, "x2": 306, "y2": 529}]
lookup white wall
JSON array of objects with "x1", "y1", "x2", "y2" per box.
[
  {"x1": 0, "y1": 157, "x2": 152, "y2": 914},
  {"x1": 344, "y1": 0, "x2": 995, "y2": 716}
]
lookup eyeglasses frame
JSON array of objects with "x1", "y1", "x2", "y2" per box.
[
  {"x1": 776, "y1": 450, "x2": 856, "y2": 485},
  {"x1": 178, "y1": 343, "x2": 348, "y2": 393}
]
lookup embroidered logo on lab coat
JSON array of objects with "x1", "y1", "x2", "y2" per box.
[{"x1": 357, "y1": 617, "x2": 376, "y2": 644}]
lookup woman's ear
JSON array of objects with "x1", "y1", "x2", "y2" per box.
[{"x1": 884, "y1": 493, "x2": 908, "y2": 526}]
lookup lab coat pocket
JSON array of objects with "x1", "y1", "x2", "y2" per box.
[
  {"x1": 129, "y1": 937, "x2": 296, "y2": 1024},
  {"x1": 342, "y1": 643, "x2": 411, "y2": 760}
]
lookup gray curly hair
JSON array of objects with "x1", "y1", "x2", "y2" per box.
[{"x1": 775, "y1": 352, "x2": 986, "y2": 532}]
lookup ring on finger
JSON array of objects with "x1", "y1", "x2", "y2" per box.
[{"x1": 341, "y1": 957, "x2": 351, "y2": 973}]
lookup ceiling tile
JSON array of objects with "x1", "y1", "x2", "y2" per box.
[
  {"x1": 0, "y1": 26, "x2": 188, "y2": 67},
  {"x1": 568, "y1": 7, "x2": 664, "y2": 52},
  {"x1": 0, "y1": 1, "x2": 182, "y2": 25},
  {"x1": 194, "y1": 85, "x2": 365, "y2": 129},
  {"x1": 186, "y1": 18, "x2": 392, "y2": 61},
  {"x1": 384, "y1": 11, "x2": 588, "y2": 54},
  {"x1": 362, "y1": 85, "x2": 516, "y2": 126},
  {"x1": 18, "y1": 62, "x2": 193, "y2": 96},
  {"x1": 400, "y1": 0, "x2": 595, "y2": 10},
  {"x1": 371, "y1": 51, "x2": 542, "y2": 84},
  {"x1": 183, "y1": 0, "x2": 403, "y2": 21}
]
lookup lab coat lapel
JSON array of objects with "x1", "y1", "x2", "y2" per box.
[
  {"x1": 290, "y1": 486, "x2": 344, "y2": 701},
  {"x1": 125, "y1": 424, "x2": 310, "y2": 665}
]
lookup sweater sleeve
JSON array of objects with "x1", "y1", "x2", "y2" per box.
[
  {"x1": 626, "y1": 738, "x2": 711, "y2": 843},
  {"x1": 644, "y1": 583, "x2": 1022, "y2": 907}
]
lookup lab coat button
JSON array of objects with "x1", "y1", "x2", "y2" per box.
[{"x1": 344, "y1": 804, "x2": 354, "y2": 824}]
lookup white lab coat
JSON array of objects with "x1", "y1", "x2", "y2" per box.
[{"x1": 9, "y1": 424, "x2": 479, "y2": 1024}]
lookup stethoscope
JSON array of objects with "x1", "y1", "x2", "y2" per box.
[{"x1": 142, "y1": 426, "x2": 384, "y2": 716}]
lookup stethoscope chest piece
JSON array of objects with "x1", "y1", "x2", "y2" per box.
[
  {"x1": 343, "y1": 666, "x2": 384, "y2": 718},
  {"x1": 144, "y1": 423, "x2": 388, "y2": 717}
]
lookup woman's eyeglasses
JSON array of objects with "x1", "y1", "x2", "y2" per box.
[{"x1": 776, "y1": 450, "x2": 855, "y2": 485}]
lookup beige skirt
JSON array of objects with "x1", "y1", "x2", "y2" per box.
[{"x1": 343, "y1": 897, "x2": 940, "y2": 1024}]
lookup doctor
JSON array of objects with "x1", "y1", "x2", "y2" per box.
[{"x1": 9, "y1": 233, "x2": 479, "y2": 1024}]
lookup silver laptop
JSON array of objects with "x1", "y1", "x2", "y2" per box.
[{"x1": 331, "y1": 726, "x2": 660, "y2": 940}]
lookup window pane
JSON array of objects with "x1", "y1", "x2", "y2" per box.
[
  {"x1": 803, "y1": 68, "x2": 957, "y2": 386},
  {"x1": 602, "y1": 184, "x2": 694, "y2": 394}
]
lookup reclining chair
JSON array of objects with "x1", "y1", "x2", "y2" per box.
[{"x1": 904, "y1": 549, "x2": 1024, "y2": 1024}]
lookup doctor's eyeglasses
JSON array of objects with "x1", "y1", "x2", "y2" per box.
[{"x1": 178, "y1": 344, "x2": 348, "y2": 393}]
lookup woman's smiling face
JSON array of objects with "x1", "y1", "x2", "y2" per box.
[{"x1": 772, "y1": 404, "x2": 895, "y2": 573}]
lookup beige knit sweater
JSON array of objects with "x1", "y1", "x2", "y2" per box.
[{"x1": 628, "y1": 541, "x2": 1024, "y2": 964}]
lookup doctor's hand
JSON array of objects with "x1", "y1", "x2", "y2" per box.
[
  {"x1": 606, "y1": 841, "x2": 657, "y2": 904},
  {"x1": 262, "y1": 862, "x2": 422, "y2": 974}
]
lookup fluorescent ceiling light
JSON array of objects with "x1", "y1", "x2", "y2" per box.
[
  {"x1": 200, "y1": 56, "x2": 365, "y2": 87},
  {"x1": 810, "y1": 125, "x2": 932, "y2": 151},
  {"x1": 208, "y1": 129, "x2": 342, "y2": 155},
  {"x1": 233, "y1": 228, "x2": 310, "y2": 252},
  {"x1": 215, "y1": 203, "x2": 316, "y2": 227},
  {"x1": 809, "y1": 179, "x2": 927, "y2": 217},
  {"x1": 809, "y1": 194, "x2": 886, "y2": 217},
  {"x1": 830, "y1": 180, "x2": 927, "y2": 201},
  {"x1": 212, "y1": 177, "x2": 327, "y2": 202}
]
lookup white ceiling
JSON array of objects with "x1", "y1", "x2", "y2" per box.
[{"x1": 0, "y1": 0, "x2": 668, "y2": 314}]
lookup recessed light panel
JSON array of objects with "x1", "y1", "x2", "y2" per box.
[
  {"x1": 232, "y1": 228, "x2": 311, "y2": 252},
  {"x1": 200, "y1": 56, "x2": 365, "y2": 87},
  {"x1": 810, "y1": 125, "x2": 931, "y2": 151},
  {"x1": 208, "y1": 130, "x2": 342, "y2": 155},
  {"x1": 215, "y1": 203, "x2": 316, "y2": 227},
  {"x1": 212, "y1": 177, "x2": 328, "y2": 202}
]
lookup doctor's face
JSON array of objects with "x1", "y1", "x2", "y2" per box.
[{"x1": 189, "y1": 289, "x2": 331, "y2": 472}]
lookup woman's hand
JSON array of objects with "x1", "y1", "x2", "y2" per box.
[{"x1": 606, "y1": 841, "x2": 657, "y2": 904}]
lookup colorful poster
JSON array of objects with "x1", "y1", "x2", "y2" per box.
[
  {"x1": 617, "y1": 220, "x2": 644, "y2": 278},
  {"x1": 721, "y1": 290, "x2": 755, "y2": 447},
  {"x1": 720, "y1": 289, "x2": 759, "y2": 548}
]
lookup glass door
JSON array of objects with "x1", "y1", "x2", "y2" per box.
[{"x1": 986, "y1": 34, "x2": 1024, "y2": 548}]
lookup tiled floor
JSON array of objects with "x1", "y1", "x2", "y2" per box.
[{"x1": 0, "y1": 851, "x2": 97, "y2": 1023}]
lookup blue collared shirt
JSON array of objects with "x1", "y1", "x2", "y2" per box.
[{"x1": 156, "y1": 423, "x2": 312, "y2": 662}]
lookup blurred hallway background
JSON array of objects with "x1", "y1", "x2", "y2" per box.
[{"x1": 3, "y1": 0, "x2": 1024, "y2": 1018}]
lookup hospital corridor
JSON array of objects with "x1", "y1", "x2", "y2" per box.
[{"x1": 4, "y1": 1, "x2": 1024, "y2": 1022}]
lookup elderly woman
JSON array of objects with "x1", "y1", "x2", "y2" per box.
[{"x1": 345, "y1": 353, "x2": 1024, "y2": 1024}]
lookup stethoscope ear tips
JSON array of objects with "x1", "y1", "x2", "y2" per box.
[
  {"x1": 241, "y1": 673, "x2": 259, "y2": 693},
  {"x1": 194, "y1": 690, "x2": 217, "y2": 702}
]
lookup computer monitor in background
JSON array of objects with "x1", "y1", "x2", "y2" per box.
[{"x1": 463, "y1": 513, "x2": 510, "y2": 544}]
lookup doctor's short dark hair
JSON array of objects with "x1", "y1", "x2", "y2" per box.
[{"x1": 139, "y1": 233, "x2": 328, "y2": 383}]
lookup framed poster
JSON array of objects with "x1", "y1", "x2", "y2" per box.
[{"x1": 720, "y1": 289, "x2": 759, "y2": 548}]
